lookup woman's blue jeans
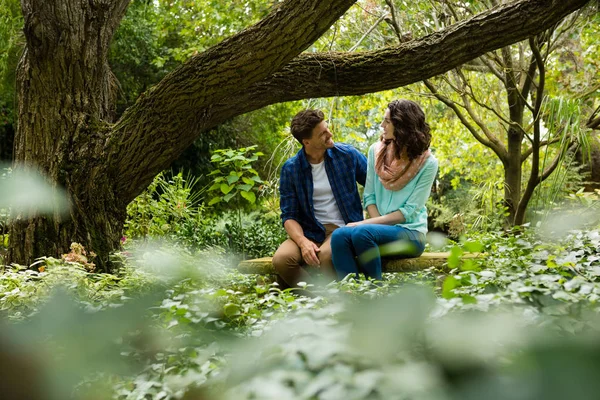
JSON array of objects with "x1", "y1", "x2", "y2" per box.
[{"x1": 331, "y1": 224, "x2": 426, "y2": 280}]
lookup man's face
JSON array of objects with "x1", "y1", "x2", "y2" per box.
[{"x1": 303, "y1": 120, "x2": 334, "y2": 151}]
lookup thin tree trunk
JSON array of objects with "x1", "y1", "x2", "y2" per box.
[{"x1": 505, "y1": 134, "x2": 523, "y2": 224}]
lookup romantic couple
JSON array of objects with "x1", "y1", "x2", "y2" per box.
[{"x1": 273, "y1": 99, "x2": 438, "y2": 289}]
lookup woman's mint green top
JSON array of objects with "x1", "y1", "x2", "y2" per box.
[{"x1": 363, "y1": 142, "x2": 438, "y2": 234}]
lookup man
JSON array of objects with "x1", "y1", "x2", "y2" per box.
[{"x1": 273, "y1": 109, "x2": 367, "y2": 289}]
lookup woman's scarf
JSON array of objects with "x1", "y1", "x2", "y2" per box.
[{"x1": 375, "y1": 139, "x2": 431, "y2": 191}]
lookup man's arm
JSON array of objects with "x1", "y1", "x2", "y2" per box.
[
  {"x1": 279, "y1": 163, "x2": 320, "y2": 265},
  {"x1": 283, "y1": 219, "x2": 320, "y2": 265}
]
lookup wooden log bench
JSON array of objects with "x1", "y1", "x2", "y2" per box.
[{"x1": 238, "y1": 252, "x2": 481, "y2": 275}]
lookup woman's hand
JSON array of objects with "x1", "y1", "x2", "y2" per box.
[{"x1": 346, "y1": 221, "x2": 362, "y2": 228}]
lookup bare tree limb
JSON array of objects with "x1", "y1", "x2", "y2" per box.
[
  {"x1": 521, "y1": 137, "x2": 562, "y2": 162},
  {"x1": 423, "y1": 78, "x2": 508, "y2": 162}
]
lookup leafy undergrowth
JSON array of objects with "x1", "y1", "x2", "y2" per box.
[{"x1": 1, "y1": 228, "x2": 600, "y2": 400}]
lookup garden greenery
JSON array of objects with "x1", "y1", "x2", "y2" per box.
[{"x1": 1, "y1": 220, "x2": 600, "y2": 399}]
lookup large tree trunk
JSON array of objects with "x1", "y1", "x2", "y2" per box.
[
  {"x1": 9, "y1": 0, "x2": 129, "y2": 268},
  {"x1": 7, "y1": 0, "x2": 591, "y2": 268}
]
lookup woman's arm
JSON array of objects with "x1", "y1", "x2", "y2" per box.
[
  {"x1": 363, "y1": 144, "x2": 377, "y2": 209},
  {"x1": 350, "y1": 157, "x2": 438, "y2": 227},
  {"x1": 397, "y1": 158, "x2": 438, "y2": 223},
  {"x1": 366, "y1": 204, "x2": 381, "y2": 218},
  {"x1": 362, "y1": 209, "x2": 405, "y2": 225}
]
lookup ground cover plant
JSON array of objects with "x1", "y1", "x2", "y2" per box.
[{"x1": 1, "y1": 220, "x2": 600, "y2": 399}]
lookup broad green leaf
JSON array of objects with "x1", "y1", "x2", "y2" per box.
[
  {"x1": 220, "y1": 183, "x2": 233, "y2": 194},
  {"x1": 227, "y1": 175, "x2": 240, "y2": 185},
  {"x1": 208, "y1": 182, "x2": 221, "y2": 191},
  {"x1": 236, "y1": 184, "x2": 252, "y2": 192},
  {"x1": 242, "y1": 177, "x2": 255, "y2": 186},
  {"x1": 223, "y1": 192, "x2": 235, "y2": 202},
  {"x1": 240, "y1": 191, "x2": 256, "y2": 203},
  {"x1": 464, "y1": 241, "x2": 484, "y2": 253},
  {"x1": 208, "y1": 197, "x2": 221, "y2": 205},
  {"x1": 223, "y1": 303, "x2": 241, "y2": 317},
  {"x1": 448, "y1": 246, "x2": 464, "y2": 269},
  {"x1": 442, "y1": 276, "x2": 459, "y2": 299}
]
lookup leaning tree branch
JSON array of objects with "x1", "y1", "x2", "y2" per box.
[
  {"x1": 110, "y1": 0, "x2": 591, "y2": 203},
  {"x1": 107, "y1": 0, "x2": 359, "y2": 199}
]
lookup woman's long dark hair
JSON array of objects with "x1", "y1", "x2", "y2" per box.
[{"x1": 386, "y1": 99, "x2": 431, "y2": 160}]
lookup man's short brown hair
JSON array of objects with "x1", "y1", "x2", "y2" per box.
[{"x1": 290, "y1": 109, "x2": 325, "y2": 145}]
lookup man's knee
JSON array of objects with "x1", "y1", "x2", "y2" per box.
[
  {"x1": 273, "y1": 242, "x2": 301, "y2": 272},
  {"x1": 318, "y1": 246, "x2": 332, "y2": 266}
]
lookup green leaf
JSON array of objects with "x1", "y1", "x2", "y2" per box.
[
  {"x1": 208, "y1": 182, "x2": 221, "y2": 192},
  {"x1": 236, "y1": 184, "x2": 252, "y2": 192},
  {"x1": 240, "y1": 191, "x2": 256, "y2": 204},
  {"x1": 223, "y1": 192, "x2": 235, "y2": 202},
  {"x1": 442, "y1": 276, "x2": 459, "y2": 299},
  {"x1": 448, "y1": 246, "x2": 464, "y2": 269},
  {"x1": 208, "y1": 169, "x2": 221, "y2": 176},
  {"x1": 464, "y1": 241, "x2": 484, "y2": 253},
  {"x1": 242, "y1": 177, "x2": 255, "y2": 186},
  {"x1": 223, "y1": 303, "x2": 241, "y2": 317},
  {"x1": 227, "y1": 174, "x2": 240, "y2": 185},
  {"x1": 210, "y1": 154, "x2": 222, "y2": 161},
  {"x1": 208, "y1": 197, "x2": 221, "y2": 205},
  {"x1": 220, "y1": 183, "x2": 233, "y2": 194},
  {"x1": 460, "y1": 259, "x2": 477, "y2": 271}
]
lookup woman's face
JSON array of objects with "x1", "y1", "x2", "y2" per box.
[{"x1": 381, "y1": 108, "x2": 395, "y2": 140}]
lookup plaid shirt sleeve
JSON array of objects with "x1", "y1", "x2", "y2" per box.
[{"x1": 279, "y1": 162, "x2": 299, "y2": 225}]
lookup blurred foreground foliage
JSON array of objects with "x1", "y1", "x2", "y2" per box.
[{"x1": 2, "y1": 222, "x2": 600, "y2": 399}]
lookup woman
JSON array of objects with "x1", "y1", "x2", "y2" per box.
[{"x1": 331, "y1": 99, "x2": 438, "y2": 280}]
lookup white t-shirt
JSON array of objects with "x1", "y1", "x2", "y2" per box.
[{"x1": 311, "y1": 161, "x2": 345, "y2": 227}]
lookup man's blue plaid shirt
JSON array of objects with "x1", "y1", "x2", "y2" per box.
[{"x1": 280, "y1": 143, "x2": 367, "y2": 244}]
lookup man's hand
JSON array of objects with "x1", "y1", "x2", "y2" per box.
[{"x1": 299, "y1": 239, "x2": 320, "y2": 266}]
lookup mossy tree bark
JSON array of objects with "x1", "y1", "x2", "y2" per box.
[{"x1": 8, "y1": 0, "x2": 591, "y2": 269}]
